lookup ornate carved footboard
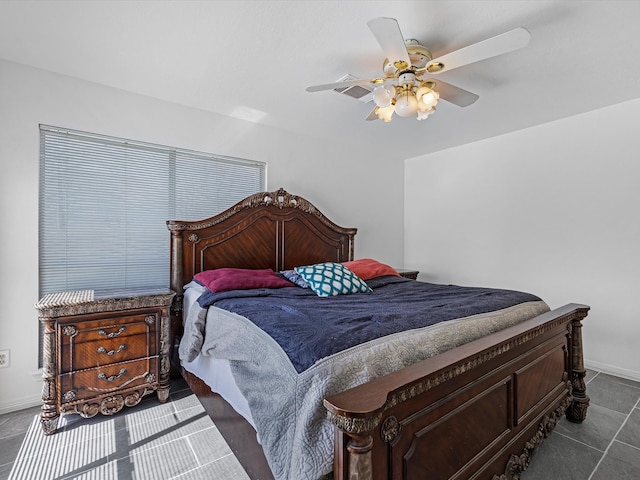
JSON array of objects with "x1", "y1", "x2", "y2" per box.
[{"x1": 325, "y1": 303, "x2": 589, "y2": 480}]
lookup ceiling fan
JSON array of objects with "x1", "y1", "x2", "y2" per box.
[{"x1": 306, "y1": 17, "x2": 531, "y2": 122}]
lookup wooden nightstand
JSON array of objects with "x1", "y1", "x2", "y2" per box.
[
  {"x1": 396, "y1": 269, "x2": 419, "y2": 280},
  {"x1": 35, "y1": 287, "x2": 175, "y2": 434}
]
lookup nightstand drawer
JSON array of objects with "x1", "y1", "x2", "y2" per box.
[
  {"x1": 59, "y1": 312, "x2": 158, "y2": 346},
  {"x1": 60, "y1": 332, "x2": 157, "y2": 373},
  {"x1": 59, "y1": 357, "x2": 159, "y2": 404}
]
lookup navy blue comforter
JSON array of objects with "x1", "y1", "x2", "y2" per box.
[{"x1": 197, "y1": 276, "x2": 541, "y2": 373}]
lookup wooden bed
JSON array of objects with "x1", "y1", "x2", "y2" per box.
[{"x1": 167, "y1": 188, "x2": 590, "y2": 480}]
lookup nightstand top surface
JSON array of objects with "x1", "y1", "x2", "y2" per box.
[{"x1": 35, "y1": 287, "x2": 175, "y2": 315}]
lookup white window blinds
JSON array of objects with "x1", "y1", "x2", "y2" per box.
[{"x1": 39, "y1": 125, "x2": 266, "y2": 294}]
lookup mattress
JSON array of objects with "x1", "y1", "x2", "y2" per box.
[{"x1": 181, "y1": 282, "x2": 256, "y2": 429}]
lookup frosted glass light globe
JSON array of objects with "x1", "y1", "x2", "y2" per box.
[
  {"x1": 418, "y1": 89, "x2": 439, "y2": 111},
  {"x1": 415, "y1": 86, "x2": 430, "y2": 101},
  {"x1": 394, "y1": 91, "x2": 418, "y2": 117},
  {"x1": 375, "y1": 104, "x2": 395, "y2": 122},
  {"x1": 372, "y1": 85, "x2": 397, "y2": 107},
  {"x1": 385, "y1": 85, "x2": 396, "y2": 99},
  {"x1": 417, "y1": 108, "x2": 435, "y2": 120},
  {"x1": 372, "y1": 86, "x2": 392, "y2": 107}
]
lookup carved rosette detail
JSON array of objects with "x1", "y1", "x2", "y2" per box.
[
  {"x1": 188, "y1": 233, "x2": 199, "y2": 243},
  {"x1": 62, "y1": 325, "x2": 77, "y2": 336},
  {"x1": 79, "y1": 403, "x2": 100, "y2": 418},
  {"x1": 145, "y1": 373, "x2": 156, "y2": 383},
  {"x1": 62, "y1": 390, "x2": 76, "y2": 402},
  {"x1": 124, "y1": 392, "x2": 142, "y2": 407},
  {"x1": 100, "y1": 395, "x2": 125, "y2": 415},
  {"x1": 145, "y1": 314, "x2": 156, "y2": 325},
  {"x1": 381, "y1": 416, "x2": 400, "y2": 443}
]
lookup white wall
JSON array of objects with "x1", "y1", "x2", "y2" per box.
[
  {"x1": 0, "y1": 59, "x2": 404, "y2": 413},
  {"x1": 405, "y1": 98, "x2": 640, "y2": 381}
]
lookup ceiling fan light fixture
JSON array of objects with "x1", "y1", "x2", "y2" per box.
[
  {"x1": 307, "y1": 17, "x2": 531, "y2": 125},
  {"x1": 417, "y1": 88, "x2": 439, "y2": 111},
  {"x1": 375, "y1": 103, "x2": 395, "y2": 122},
  {"x1": 394, "y1": 88, "x2": 418, "y2": 117},
  {"x1": 417, "y1": 108, "x2": 436, "y2": 121},
  {"x1": 372, "y1": 85, "x2": 395, "y2": 107}
]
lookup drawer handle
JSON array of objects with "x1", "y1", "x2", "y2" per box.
[
  {"x1": 98, "y1": 368, "x2": 127, "y2": 382},
  {"x1": 97, "y1": 344, "x2": 126, "y2": 356},
  {"x1": 98, "y1": 326, "x2": 126, "y2": 338}
]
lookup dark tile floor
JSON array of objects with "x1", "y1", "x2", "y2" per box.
[
  {"x1": 1, "y1": 371, "x2": 638, "y2": 479},
  {"x1": 522, "y1": 370, "x2": 640, "y2": 480}
]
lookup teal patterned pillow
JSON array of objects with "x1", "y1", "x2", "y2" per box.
[{"x1": 294, "y1": 262, "x2": 372, "y2": 297}]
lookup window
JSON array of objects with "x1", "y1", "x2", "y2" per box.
[{"x1": 39, "y1": 125, "x2": 266, "y2": 294}]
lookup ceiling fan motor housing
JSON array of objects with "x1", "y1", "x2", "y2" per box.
[{"x1": 383, "y1": 40, "x2": 433, "y2": 74}]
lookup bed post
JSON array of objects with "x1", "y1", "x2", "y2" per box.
[
  {"x1": 326, "y1": 410, "x2": 378, "y2": 480},
  {"x1": 566, "y1": 307, "x2": 590, "y2": 422},
  {"x1": 345, "y1": 432, "x2": 374, "y2": 480},
  {"x1": 168, "y1": 227, "x2": 185, "y2": 370},
  {"x1": 169, "y1": 228, "x2": 184, "y2": 296}
]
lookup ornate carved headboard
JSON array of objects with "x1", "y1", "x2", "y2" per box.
[{"x1": 166, "y1": 188, "x2": 357, "y2": 296}]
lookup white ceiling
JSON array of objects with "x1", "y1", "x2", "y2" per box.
[{"x1": 2, "y1": 0, "x2": 640, "y2": 161}]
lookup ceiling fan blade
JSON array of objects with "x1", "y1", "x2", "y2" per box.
[
  {"x1": 365, "y1": 108, "x2": 379, "y2": 121},
  {"x1": 367, "y1": 17, "x2": 411, "y2": 67},
  {"x1": 433, "y1": 80, "x2": 479, "y2": 107},
  {"x1": 426, "y1": 27, "x2": 531, "y2": 74},
  {"x1": 306, "y1": 78, "x2": 380, "y2": 93}
]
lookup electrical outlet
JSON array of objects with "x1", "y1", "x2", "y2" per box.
[{"x1": 0, "y1": 349, "x2": 9, "y2": 368}]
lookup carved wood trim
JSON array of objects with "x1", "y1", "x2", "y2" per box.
[
  {"x1": 492, "y1": 388, "x2": 573, "y2": 480},
  {"x1": 166, "y1": 188, "x2": 355, "y2": 236},
  {"x1": 327, "y1": 310, "x2": 581, "y2": 435},
  {"x1": 60, "y1": 387, "x2": 154, "y2": 418},
  {"x1": 381, "y1": 415, "x2": 400, "y2": 443}
]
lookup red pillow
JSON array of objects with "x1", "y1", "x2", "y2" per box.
[
  {"x1": 342, "y1": 258, "x2": 400, "y2": 280},
  {"x1": 194, "y1": 268, "x2": 293, "y2": 293}
]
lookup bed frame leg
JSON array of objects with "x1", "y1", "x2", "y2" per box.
[
  {"x1": 566, "y1": 313, "x2": 590, "y2": 423},
  {"x1": 345, "y1": 432, "x2": 374, "y2": 480}
]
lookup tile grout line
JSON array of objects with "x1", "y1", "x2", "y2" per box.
[
  {"x1": 168, "y1": 453, "x2": 237, "y2": 480},
  {"x1": 184, "y1": 433, "x2": 201, "y2": 468},
  {"x1": 586, "y1": 395, "x2": 640, "y2": 480},
  {"x1": 614, "y1": 439, "x2": 640, "y2": 452},
  {"x1": 552, "y1": 430, "x2": 606, "y2": 453}
]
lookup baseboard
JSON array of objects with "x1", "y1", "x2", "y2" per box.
[
  {"x1": 585, "y1": 359, "x2": 640, "y2": 383},
  {"x1": 0, "y1": 393, "x2": 42, "y2": 415}
]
